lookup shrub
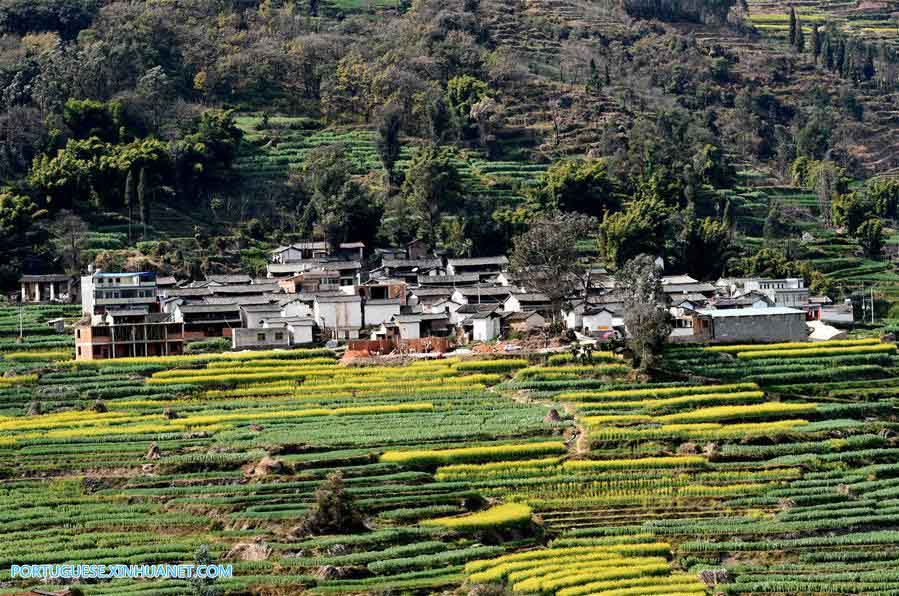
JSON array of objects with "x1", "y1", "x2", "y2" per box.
[
  {"x1": 293, "y1": 472, "x2": 365, "y2": 536},
  {"x1": 185, "y1": 338, "x2": 231, "y2": 354}
]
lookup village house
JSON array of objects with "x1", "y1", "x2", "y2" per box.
[
  {"x1": 240, "y1": 303, "x2": 283, "y2": 328},
  {"x1": 81, "y1": 271, "x2": 158, "y2": 316},
  {"x1": 502, "y1": 292, "x2": 553, "y2": 318},
  {"x1": 270, "y1": 241, "x2": 330, "y2": 263},
  {"x1": 174, "y1": 303, "x2": 242, "y2": 339},
  {"x1": 451, "y1": 286, "x2": 513, "y2": 305},
  {"x1": 466, "y1": 308, "x2": 503, "y2": 341},
  {"x1": 313, "y1": 293, "x2": 363, "y2": 339},
  {"x1": 363, "y1": 298, "x2": 403, "y2": 327},
  {"x1": 445, "y1": 256, "x2": 509, "y2": 280},
  {"x1": 565, "y1": 302, "x2": 617, "y2": 336},
  {"x1": 231, "y1": 327, "x2": 291, "y2": 350},
  {"x1": 277, "y1": 270, "x2": 340, "y2": 294},
  {"x1": 409, "y1": 286, "x2": 454, "y2": 307},
  {"x1": 418, "y1": 273, "x2": 480, "y2": 286},
  {"x1": 19, "y1": 274, "x2": 77, "y2": 303},
  {"x1": 205, "y1": 274, "x2": 252, "y2": 286},
  {"x1": 358, "y1": 279, "x2": 407, "y2": 304},
  {"x1": 501, "y1": 311, "x2": 546, "y2": 335},
  {"x1": 374, "y1": 258, "x2": 444, "y2": 284},
  {"x1": 75, "y1": 309, "x2": 184, "y2": 361},
  {"x1": 691, "y1": 307, "x2": 808, "y2": 343},
  {"x1": 263, "y1": 317, "x2": 315, "y2": 345},
  {"x1": 381, "y1": 313, "x2": 450, "y2": 340}
]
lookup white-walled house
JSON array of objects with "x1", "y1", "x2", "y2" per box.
[
  {"x1": 240, "y1": 303, "x2": 283, "y2": 328},
  {"x1": 263, "y1": 317, "x2": 315, "y2": 345},
  {"x1": 313, "y1": 294, "x2": 363, "y2": 339},
  {"x1": 363, "y1": 298, "x2": 402, "y2": 327},
  {"x1": 565, "y1": 302, "x2": 616, "y2": 335},
  {"x1": 469, "y1": 310, "x2": 502, "y2": 341}
]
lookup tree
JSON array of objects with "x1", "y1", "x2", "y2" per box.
[
  {"x1": 811, "y1": 24, "x2": 821, "y2": 63},
  {"x1": 789, "y1": 8, "x2": 797, "y2": 47},
  {"x1": 46, "y1": 210, "x2": 88, "y2": 275},
  {"x1": 470, "y1": 96, "x2": 505, "y2": 158},
  {"x1": 294, "y1": 473, "x2": 365, "y2": 536},
  {"x1": 124, "y1": 168, "x2": 135, "y2": 242},
  {"x1": 137, "y1": 167, "x2": 148, "y2": 239},
  {"x1": 400, "y1": 145, "x2": 462, "y2": 248},
  {"x1": 376, "y1": 104, "x2": 403, "y2": 188},
  {"x1": 298, "y1": 144, "x2": 381, "y2": 246},
  {"x1": 681, "y1": 217, "x2": 734, "y2": 281},
  {"x1": 615, "y1": 254, "x2": 672, "y2": 369},
  {"x1": 795, "y1": 15, "x2": 805, "y2": 52},
  {"x1": 509, "y1": 213, "x2": 597, "y2": 323},
  {"x1": 832, "y1": 191, "x2": 873, "y2": 234},
  {"x1": 857, "y1": 218, "x2": 884, "y2": 258},
  {"x1": 599, "y1": 184, "x2": 672, "y2": 268},
  {"x1": 190, "y1": 545, "x2": 222, "y2": 596},
  {"x1": 867, "y1": 178, "x2": 899, "y2": 219},
  {"x1": 534, "y1": 158, "x2": 619, "y2": 217}
]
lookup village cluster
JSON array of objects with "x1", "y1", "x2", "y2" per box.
[{"x1": 18, "y1": 241, "x2": 856, "y2": 360}]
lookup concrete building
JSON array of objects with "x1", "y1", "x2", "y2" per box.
[
  {"x1": 363, "y1": 298, "x2": 402, "y2": 327},
  {"x1": 376, "y1": 258, "x2": 444, "y2": 284},
  {"x1": 232, "y1": 327, "x2": 291, "y2": 350},
  {"x1": 409, "y1": 286, "x2": 454, "y2": 306},
  {"x1": 358, "y1": 279, "x2": 407, "y2": 305},
  {"x1": 387, "y1": 313, "x2": 451, "y2": 340},
  {"x1": 174, "y1": 303, "x2": 241, "y2": 339},
  {"x1": 263, "y1": 317, "x2": 315, "y2": 345},
  {"x1": 692, "y1": 307, "x2": 808, "y2": 343},
  {"x1": 270, "y1": 241, "x2": 330, "y2": 263},
  {"x1": 20, "y1": 274, "x2": 76, "y2": 303},
  {"x1": 313, "y1": 294, "x2": 363, "y2": 340},
  {"x1": 277, "y1": 271, "x2": 340, "y2": 294},
  {"x1": 240, "y1": 303, "x2": 283, "y2": 328},
  {"x1": 75, "y1": 310, "x2": 184, "y2": 360},
  {"x1": 468, "y1": 310, "x2": 502, "y2": 341},
  {"x1": 81, "y1": 271, "x2": 157, "y2": 316},
  {"x1": 451, "y1": 286, "x2": 512, "y2": 305},
  {"x1": 446, "y1": 256, "x2": 508, "y2": 279},
  {"x1": 503, "y1": 292, "x2": 552, "y2": 317}
]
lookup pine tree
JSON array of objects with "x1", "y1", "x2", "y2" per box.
[
  {"x1": 587, "y1": 58, "x2": 602, "y2": 95},
  {"x1": 835, "y1": 39, "x2": 846, "y2": 74},
  {"x1": 788, "y1": 7, "x2": 797, "y2": 47},
  {"x1": 137, "y1": 167, "x2": 148, "y2": 239},
  {"x1": 124, "y1": 169, "x2": 135, "y2": 243},
  {"x1": 795, "y1": 16, "x2": 805, "y2": 52},
  {"x1": 823, "y1": 35, "x2": 833, "y2": 69}
]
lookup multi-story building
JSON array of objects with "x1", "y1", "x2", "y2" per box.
[
  {"x1": 81, "y1": 271, "x2": 158, "y2": 316},
  {"x1": 75, "y1": 309, "x2": 184, "y2": 360}
]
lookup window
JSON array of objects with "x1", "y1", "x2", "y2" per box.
[
  {"x1": 257, "y1": 333, "x2": 266, "y2": 342},
  {"x1": 76, "y1": 329, "x2": 81, "y2": 338},
  {"x1": 77, "y1": 347, "x2": 81, "y2": 356},
  {"x1": 275, "y1": 332, "x2": 284, "y2": 341}
]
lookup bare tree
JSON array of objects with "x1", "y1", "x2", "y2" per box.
[
  {"x1": 46, "y1": 211, "x2": 89, "y2": 275},
  {"x1": 509, "y1": 213, "x2": 597, "y2": 324}
]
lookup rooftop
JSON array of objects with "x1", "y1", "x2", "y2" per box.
[
  {"x1": 696, "y1": 307, "x2": 805, "y2": 318},
  {"x1": 447, "y1": 256, "x2": 509, "y2": 267}
]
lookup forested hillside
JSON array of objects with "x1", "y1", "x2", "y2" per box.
[{"x1": 3, "y1": 0, "x2": 899, "y2": 296}]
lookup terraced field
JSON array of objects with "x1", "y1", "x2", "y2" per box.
[
  {"x1": 233, "y1": 115, "x2": 549, "y2": 208},
  {"x1": 5, "y1": 308, "x2": 899, "y2": 594}
]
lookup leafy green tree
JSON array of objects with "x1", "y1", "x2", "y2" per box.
[
  {"x1": 599, "y1": 183, "x2": 672, "y2": 268},
  {"x1": 681, "y1": 217, "x2": 734, "y2": 281},
  {"x1": 298, "y1": 144, "x2": 381, "y2": 246},
  {"x1": 534, "y1": 158, "x2": 619, "y2": 217},
  {"x1": 63, "y1": 99, "x2": 123, "y2": 142},
  {"x1": 0, "y1": 193, "x2": 40, "y2": 287},
  {"x1": 400, "y1": 145, "x2": 462, "y2": 248},
  {"x1": 124, "y1": 168, "x2": 135, "y2": 242},
  {"x1": 857, "y1": 218, "x2": 884, "y2": 258},
  {"x1": 615, "y1": 254, "x2": 672, "y2": 369},
  {"x1": 867, "y1": 178, "x2": 899, "y2": 219},
  {"x1": 446, "y1": 74, "x2": 489, "y2": 137},
  {"x1": 137, "y1": 167, "x2": 148, "y2": 239},
  {"x1": 763, "y1": 201, "x2": 793, "y2": 240},
  {"x1": 832, "y1": 191, "x2": 873, "y2": 234}
]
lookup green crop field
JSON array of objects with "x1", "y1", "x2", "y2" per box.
[{"x1": 4, "y1": 309, "x2": 899, "y2": 593}]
